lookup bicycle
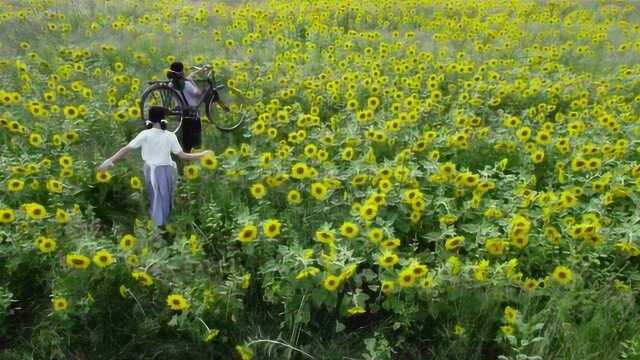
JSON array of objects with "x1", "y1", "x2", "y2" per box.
[{"x1": 139, "y1": 65, "x2": 248, "y2": 133}]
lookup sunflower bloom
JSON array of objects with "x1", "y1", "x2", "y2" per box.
[
  {"x1": 323, "y1": 274, "x2": 341, "y2": 292},
  {"x1": 201, "y1": 153, "x2": 218, "y2": 169},
  {"x1": 398, "y1": 270, "x2": 416, "y2": 288},
  {"x1": 55, "y1": 208, "x2": 70, "y2": 224},
  {"x1": 166, "y1": 293, "x2": 190, "y2": 311},
  {"x1": 52, "y1": 297, "x2": 68, "y2": 312},
  {"x1": 0, "y1": 208, "x2": 16, "y2": 224},
  {"x1": 93, "y1": 249, "x2": 114, "y2": 268},
  {"x1": 34, "y1": 236, "x2": 57, "y2": 253},
  {"x1": 119, "y1": 234, "x2": 137, "y2": 251},
  {"x1": 7, "y1": 179, "x2": 24, "y2": 192},
  {"x1": 183, "y1": 165, "x2": 200, "y2": 180},
  {"x1": 96, "y1": 171, "x2": 112, "y2": 183},
  {"x1": 381, "y1": 280, "x2": 395, "y2": 294},
  {"x1": 23, "y1": 203, "x2": 47, "y2": 220},
  {"x1": 46, "y1": 179, "x2": 64, "y2": 193},
  {"x1": 310, "y1": 182, "x2": 328, "y2": 201},
  {"x1": 262, "y1": 219, "x2": 281, "y2": 238},
  {"x1": 445, "y1": 236, "x2": 465, "y2": 251},
  {"x1": 499, "y1": 304, "x2": 516, "y2": 323},
  {"x1": 339, "y1": 221, "x2": 359, "y2": 239},
  {"x1": 238, "y1": 224, "x2": 258, "y2": 243},
  {"x1": 378, "y1": 252, "x2": 399, "y2": 269},
  {"x1": 129, "y1": 176, "x2": 142, "y2": 190},
  {"x1": 65, "y1": 253, "x2": 91, "y2": 270},
  {"x1": 250, "y1": 183, "x2": 267, "y2": 199},
  {"x1": 132, "y1": 270, "x2": 154, "y2": 286},
  {"x1": 287, "y1": 189, "x2": 302, "y2": 205},
  {"x1": 552, "y1": 266, "x2": 573, "y2": 285},
  {"x1": 359, "y1": 202, "x2": 378, "y2": 221}
]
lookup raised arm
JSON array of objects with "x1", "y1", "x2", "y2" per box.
[
  {"x1": 176, "y1": 149, "x2": 212, "y2": 161},
  {"x1": 186, "y1": 64, "x2": 211, "y2": 80},
  {"x1": 97, "y1": 146, "x2": 132, "y2": 171}
]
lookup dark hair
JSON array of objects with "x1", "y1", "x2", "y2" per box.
[
  {"x1": 147, "y1": 106, "x2": 168, "y2": 130},
  {"x1": 170, "y1": 62, "x2": 184, "y2": 73},
  {"x1": 167, "y1": 61, "x2": 185, "y2": 80}
]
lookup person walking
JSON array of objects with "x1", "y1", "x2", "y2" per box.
[
  {"x1": 166, "y1": 61, "x2": 209, "y2": 153},
  {"x1": 97, "y1": 106, "x2": 211, "y2": 227}
]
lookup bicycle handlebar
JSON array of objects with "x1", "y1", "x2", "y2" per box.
[
  {"x1": 190, "y1": 64, "x2": 214, "y2": 78},
  {"x1": 190, "y1": 64, "x2": 212, "y2": 72}
]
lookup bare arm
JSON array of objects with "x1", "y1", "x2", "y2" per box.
[
  {"x1": 176, "y1": 150, "x2": 212, "y2": 161},
  {"x1": 186, "y1": 65, "x2": 211, "y2": 81},
  {"x1": 97, "y1": 146, "x2": 132, "y2": 171},
  {"x1": 186, "y1": 66, "x2": 212, "y2": 97}
]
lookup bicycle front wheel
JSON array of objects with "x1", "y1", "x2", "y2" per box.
[
  {"x1": 206, "y1": 85, "x2": 248, "y2": 132},
  {"x1": 140, "y1": 84, "x2": 186, "y2": 133}
]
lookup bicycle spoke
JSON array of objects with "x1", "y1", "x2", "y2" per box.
[
  {"x1": 141, "y1": 86, "x2": 184, "y2": 132},
  {"x1": 208, "y1": 84, "x2": 250, "y2": 131}
]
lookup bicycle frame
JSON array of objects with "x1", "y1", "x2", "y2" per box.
[
  {"x1": 141, "y1": 65, "x2": 238, "y2": 132},
  {"x1": 194, "y1": 70, "x2": 225, "y2": 109},
  {"x1": 149, "y1": 70, "x2": 219, "y2": 108}
]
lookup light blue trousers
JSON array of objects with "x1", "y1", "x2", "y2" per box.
[{"x1": 143, "y1": 164, "x2": 177, "y2": 227}]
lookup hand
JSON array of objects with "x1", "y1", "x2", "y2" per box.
[
  {"x1": 201, "y1": 65, "x2": 213, "y2": 77},
  {"x1": 97, "y1": 159, "x2": 114, "y2": 171}
]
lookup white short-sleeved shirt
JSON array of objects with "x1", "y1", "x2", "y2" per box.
[{"x1": 127, "y1": 128, "x2": 183, "y2": 165}]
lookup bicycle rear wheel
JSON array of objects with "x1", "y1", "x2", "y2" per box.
[
  {"x1": 140, "y1": 84, "x2": 186, "y2": 133},
  {"x1": 206, "y1": 85, "x2": 248, "y2": 132}
]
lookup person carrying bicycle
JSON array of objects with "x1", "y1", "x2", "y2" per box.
[{"x1": 166, "y1": 61, "x2": 210, "y2": 153}]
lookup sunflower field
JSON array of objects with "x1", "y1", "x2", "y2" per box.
[{"x1": 2, "y1": 0, "x2": 640, "y2": 359}]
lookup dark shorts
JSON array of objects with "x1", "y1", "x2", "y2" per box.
[{"x1": 181, "y1": 111, "x2": 201, "y2": 153}]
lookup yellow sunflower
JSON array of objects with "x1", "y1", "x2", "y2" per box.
[
  {"x1": 378, "y1": 252, "x2": 399, "y2": 269},
  {"x1": 166, "y1": 293, "x2": 190, "y2": 311},
  {"x1": 322, "y1": 274, "x2": 341, "y2": 292},
  {"x1": 132, "y1": 270, "x2": 154, "y2": 286},
  {"x1": 119, "y1": 234, "x2": 137, "y2": 251},
  {"x1": 23, "y1": 203, "x2": 47, "y2": 220},
  {"x1": 397, "y1": 270, "x2": 416, "y2": 288},
  {"x1": 46, "y1": 179, "x2": 64, "y2": 193},
  {"x1": 129, "y1": 176, "x2": 142, "y2": 190},
  {"x1": 0, "y1": 208, "x2": 16, "y2": 224},
  {"x1": 237, "y1": 224, "x2": 258, "y2": 243},
  {"x1": 310, "y1": 182, "x2": 328, "y2": 201},
  {"x1": 200, "y1": 153, "x2": 218, "y2": 169},
  {"x1": 250, "y1": 182, "x2": 267, "y2": 199},
  {"x1": 96, "y1": 171, "x2": 112, "y2": 183},
  {"x1": 287, "y1": 189, "x2": 303, "y2": 205},
  {"x1": 183, "y1": 165, "x2": 200, "y2": 180},
  {"x1": 7, "y1": 179, "x2": 24, "y2": 192},
  {"x1": 339, "y1": 221, "x2": 359, "y2": 239},
  {"x1": 552, "y1": 266, "x2": 573, "y2": 285},
  {"x1": 52, "y1": 297, "x2": 68, "y2": 312},
  {"x1": 34, "y1": 236, "x2": 57, "y2": 253},
  {"x1": 262, "y1": 219, "x2": 282, "y2": 238},
  {"x1": 93, "y1": 249, "x2": 114, "y2": 268},
  {"x1": 65, "y1": 253, "x2": 91, "y2": 270}
]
